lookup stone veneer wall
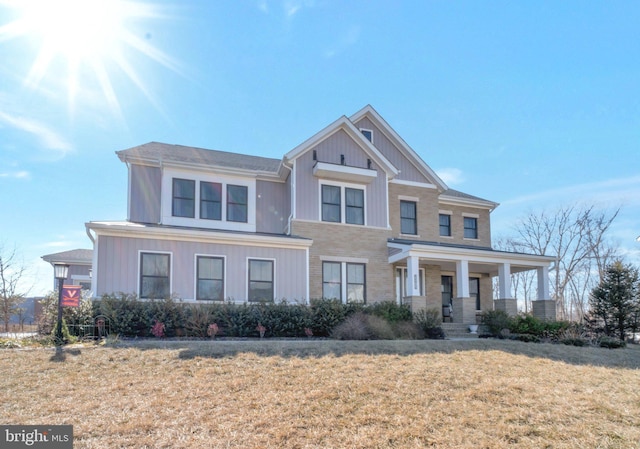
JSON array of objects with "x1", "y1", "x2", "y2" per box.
[{"x1": 290, "y1": 220, "x2": 394, "y2": 302}]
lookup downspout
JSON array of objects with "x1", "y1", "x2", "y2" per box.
[{"x1": 282, "y1": 161, "x2": 294, "y2": 235}]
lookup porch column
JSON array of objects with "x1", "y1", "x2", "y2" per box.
[
  {"x1": 404, "y1": 255, "x2": 427, "y2": 313},
  {"x1": 495, "y1": 262, "x2": 517, "y2": 316},
  {"x1": 453, "y1": 260, "x2": 475, "y2": 323},
  {"x1": 533, "y1": 265, "x2": 556, "y2": 320}
]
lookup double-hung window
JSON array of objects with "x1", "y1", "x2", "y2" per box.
[
  {"x1": 200, "y1": 182, "x2": 222, "y2": 220},
  {"x1": 439, "y1": 214, "x2": 451, "y2": 237},
  {"x1": 464, "y1": 217, "x2": 478, "y2": 239},
  {"x1": 140, "y1": 252, "x2": 170, "y2": 299},
  {"x1": 172, "y1": 179, "x2": 195, "y2": 218},
  {"x1": 345, "y1": 188, "x2": 364, "y2": 225},
  {"x1": 227, "y1": 185, "x2": 248, "y2": 223},
  {"x1": 322, "y1": 261, "x2": 366, "y2": 303},
  {"x1": 400, "y1": 201, "x2": 417, "y2": 235},
  {"x1": 321, "y1": 184, "x2": 365, "y2": 225},
  {"x1": 248, "y1": 259, "x2": 274, "y2": 302},
  {"x1": 196, "y1": 256, "x2": 224, "y2": 301}
]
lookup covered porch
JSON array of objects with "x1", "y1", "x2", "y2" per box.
[{"x1": 388, "y1": 239, "x2": 557, "y2": 324}]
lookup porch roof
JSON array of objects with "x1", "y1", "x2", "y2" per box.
[{"x1": 387, "y1": 238, "x2": 556, "y2": 276}]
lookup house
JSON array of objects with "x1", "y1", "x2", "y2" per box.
[
  {"x1": 41, "y1": 248, "x2": 93, "y2": 291},
  {"x1": 85, "y1": 105, "x2": 556, "y2": 323}
]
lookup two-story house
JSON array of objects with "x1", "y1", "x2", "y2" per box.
[{"x1": 86, "y1": 105, "x2": 556, "y2": 323}]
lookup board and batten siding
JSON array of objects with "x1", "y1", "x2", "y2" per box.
[
  {"x1": 256, "y1": 179, "x2": 290, "y2": 234},
  {"x1": 129, "y1": 165, "x2": 162, "y2": 224},
  {"x1": 293, "y1": 130, "x2": 388, "y2": 228},
  {"x1": 353, "y1": 117, "x2": 429, "y2": 184},
  {"x1": 95, "y1": 235, "x2": 308, "y2": 302}
]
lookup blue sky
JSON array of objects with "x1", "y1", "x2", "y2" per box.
[{"x1": 1, "y1": 0, "x2": 639, "y2": 296}]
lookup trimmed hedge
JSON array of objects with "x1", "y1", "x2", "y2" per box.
[{"x1": 92, "y1": 295, "x2": 430, "y2": 339}]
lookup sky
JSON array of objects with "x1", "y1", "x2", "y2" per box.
[{"x1": 1, "y1": 0, "x2": 639, "y2": 297}]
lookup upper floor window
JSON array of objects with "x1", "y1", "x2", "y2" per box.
[
  {"x1": 227, "y1": 185, "x2": 248, "y2": 223},
  {"x1": 248, "y1": 259, "x2": 274, "y2": 302},
  {"x1": 321, "y1": 184, "x2": 365, "y2": 225},
  {"x1": 439, "y1": 214, "x2": 451, "y2": 237},
  {"x1": 140, "y1": 252, "x2": 170, "y2": 299},
  {"x1": 196, "y1": 256, "x2": 224, "y2": 301},
  {"x1": 360, "y1": 128, "x2": 373, "y2": 142},
  {"x1": 345, "y1": 188, "x2": 364, "y2": 225},
  {"x1": 400, "y1": 200, "x2": 417, "y2": 235},
  {"x1": 464, "y1": 216, "x2": 478, "y2": 239},
  {"x1": 172, "y1": 179, "x2": 195, "y2": 218},
  {"x1": 200, "y1": 182, "x2": 222, "y2": 220}
]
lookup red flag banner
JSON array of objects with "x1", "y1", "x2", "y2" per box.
[{"x1": 62, "y1": 285, "x2": 82, "y2": 307}]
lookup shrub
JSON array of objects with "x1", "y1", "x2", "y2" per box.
[
  {"x1": 413, "y1": 308, "x2": 445, "y2": 340},
  {"x1": 394, "y1": 321, "x2": 425, "y2": 340},
  {"x1": 367, "y1": 301, "x2": 412, "y2": 323},
  {"x1": 310, "y1": 299, "x2": 349, "y2": 337},
  {"x1": 598, "y1": 337, "x2": 626, "y2": 349},
  {"x1": 560, "y1": 337, "x2": 587, "y2": 347},
  {"x1": 480, "y1": 310, "x2": 513, "y2": 337},
  {"x1": 331, "y1": 312, "x2": 370, "y2": 340},
  {"x1": 510, "y1": 333, "x2": 541, "y2": 343},
  {"x1": 365, "y1": 315, "x2": 396, "y2": 340},
  {"x1": 510, "y1": 314, "x2": 545, "y2": 336}
]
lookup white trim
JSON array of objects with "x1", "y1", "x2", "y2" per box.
[
  {"x1": 138, "y1": 250, "x2": 173, "y2": 299},
  {"x1": 194, "y1": 254, "x2": 226, "y2": 302},
  {"x1": 390, "y1": 178, "x2": 438, "y2": 189},
  {"x1": 86, "y1": 221, "x2": 313, "y2": 250},
  {"x1": 439, "y1": 209, "x2": 453, "y2": 215},
  {"x1": 462, "y1": 212, "x2": 480, "y2": 218},
  {"x1": 398, "y1": 195, "x2": 420, "y2": 202},
  {"x1": 320, "y1": 255, "x2": 369, "y2": 264},
  {"x1": 395, "y1": 266, "x2": 426, "y2": 302},
  {"x1": 313, "y1": 161, "x2": 377, "y2": 183},
  {"x1": 246, "y1": 257, "x2": 276, "y2": 302},
  {"x1": 439, "y1": 195, "x2": 498, "y2": 210}
]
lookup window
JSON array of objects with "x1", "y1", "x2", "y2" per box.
[
  {"x1": 196, "y1": 256, "x2": 224, "y2": 301},
  {"x1": 345, "y1": 188, "x2": 364, "y2": 225},
  {"x1": 248, "y1": 259, "x2": 274, "y2": 302},
  {"x1": 321, "y1": 185, "x2": 341, "y2": 222},
  {"x1": 464, "y1": 217, "x2": 478, "y2": 239},
  {"x1": 321, "y1": 184, "x2": 365, "y2": 225},
  {"x1": 347, "y1": 263, "x2": 366, "y2": 303},
  {"x1": 200, "y1": 182, "x2": 222, "y2": 220},
  {"x1": 140, "y1": 253, "x2": 170, "y2": 299},
  {"x1": 322, "y1": 262, "x2": 342, "y2": 300},
  {"x1": 439, "y1": 214, "x2": 451, "y2": 237},
  {"x1": 360, "y1": 129, "x2": 373, "y2": 142},
  {"x1": 172, "y1": 178, "x2": 195, "y2": 218},
  {"x1": 470, "y1": 277, "x2": 480, "y2": 310},
  {"x1": 227, "y1": 185, "x2": 248, "y2": 223},
  {"x1": 400, "y1": 201, "x2": 417, "y2": 235}
]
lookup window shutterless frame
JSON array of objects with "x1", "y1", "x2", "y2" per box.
[
  {"x1": 172, "y1": 178, "x2": 195, "y2": 218},
  {"x1": 139, "y1": 252, "x2": 171, "y2": 299}
]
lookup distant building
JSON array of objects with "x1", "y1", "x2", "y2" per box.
[{"x1": 41, "y1": 248, "x2": 93, "y2": 290}]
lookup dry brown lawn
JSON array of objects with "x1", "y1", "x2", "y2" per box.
[{"x1": 1, "y1": 339, "x2": 639, "y2": 448}]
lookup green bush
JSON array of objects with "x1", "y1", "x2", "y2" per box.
[
  {"x1": 510, "y1": 314, "x2": 545, "y2": 336},
  {"x1": 560, "y1": 337, "x2": 587, "y2": 347},
  {"x1": 413, "y1": 308, "x2": 445, "y2": 340},
  {"x1": 367, "y1": 301, "x2": 412, "y2": 323},
  {"x1": 309, "y1": 299, "x2": 349, "y2": 337},
  {"x1": 480, "y1": 310, "x2": 513, "y2": 337},
  {"x1": 598, "y1": 337, "x2": 626, "y2": 349}
]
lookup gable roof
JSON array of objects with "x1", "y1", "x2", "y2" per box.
[
  {"x1": 117, "y1": 142, "x2": 283, "y2": 177},
  {"x1": 440, "y1": 189, "x2": 499, "y2": 210},
  {"x1": 283, "y1": 116, "x2": 400, "y2": 178},
  {"x1": 41, "y1": 249, "x2": 93, "y2": 265},
  {"x1": 349, "y1": 105, "x2": 448, "y2": 191}
]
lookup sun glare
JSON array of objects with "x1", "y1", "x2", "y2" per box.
[{"x1": 0, "y1": 0, "x2": 179, "y2": 118}]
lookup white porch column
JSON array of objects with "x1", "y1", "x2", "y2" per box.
[
  {"x1": 537, "y1": 266, "x2": 550, "y2": 300},
  {"x1": 455, "y1": 260, "x2": 469, "y2": 298},
  {"x1": 498, "y1": 263, "x2": 513, "y2": 299},
  {"x1": 406, "y1": 255, "x2": 421, "y2": 297}
]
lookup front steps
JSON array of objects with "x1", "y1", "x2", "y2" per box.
[{"x1": 442, "y1": 323, "x2": 480, "y2": 339}]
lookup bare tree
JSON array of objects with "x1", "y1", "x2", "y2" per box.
[
  {"x1": 0, "y1": 244, "x2": 31, "y2": 332},
  {"x1": 509, "y1": 204, "x2": 620, "y2": 321}
]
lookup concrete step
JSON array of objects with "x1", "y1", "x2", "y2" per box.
[{"x1": 442, "y1": 323, "x2": 481, "y2": 339}]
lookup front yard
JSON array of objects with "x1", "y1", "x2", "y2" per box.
[{"x1": 1, "y1": 339, "x2": 639, "y2": 448}]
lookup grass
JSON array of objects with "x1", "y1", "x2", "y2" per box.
[{"x1": 1, "y1": 339, "x2": 640, "y2": 448}]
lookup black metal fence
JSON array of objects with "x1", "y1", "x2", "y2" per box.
[{"x1": 66, "y1": 315, "x2": 111, "y2": 339}]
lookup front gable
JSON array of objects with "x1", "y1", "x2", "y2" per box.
[{"x1": 350, "y1": 105, "x2": 448, "y2": 191}]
